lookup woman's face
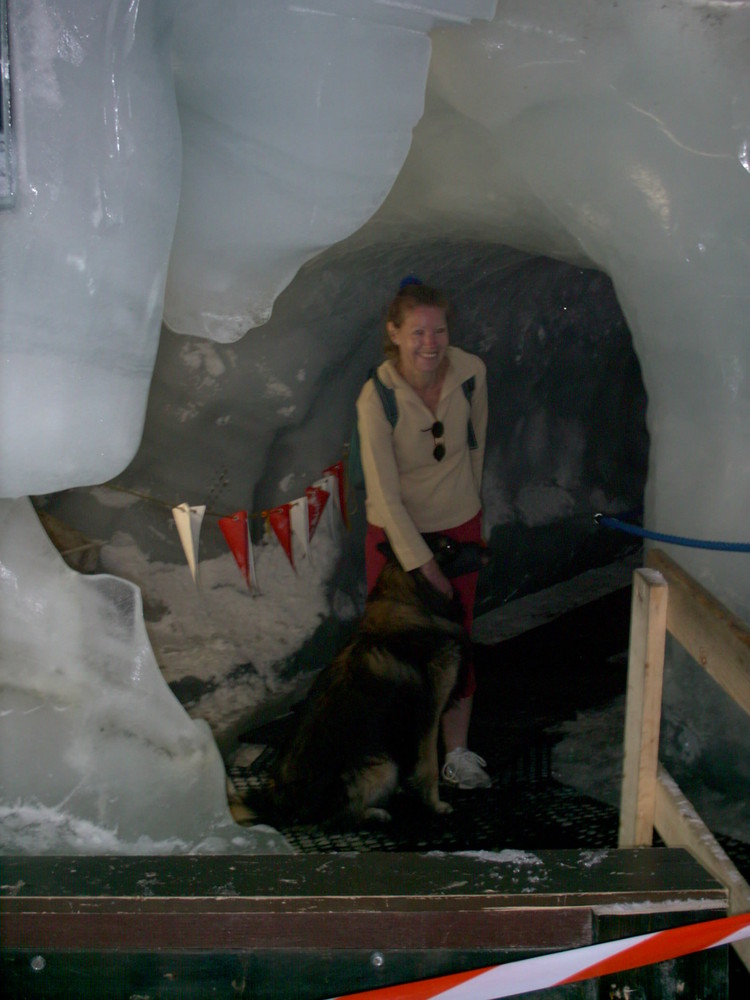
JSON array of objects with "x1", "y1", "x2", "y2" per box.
[{"x1": 388, "y1": 305, "x2": 449, "y2": 384}]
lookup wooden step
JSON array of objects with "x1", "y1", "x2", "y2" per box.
[{"x1": 1, "y1": 848, "x2": 728, "y2": 999}]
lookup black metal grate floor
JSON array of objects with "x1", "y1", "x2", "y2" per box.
[
  {"x1": 228, "y1": 584, "x2": 750, "y2": 879},
  {"x1": 228, "y1": 745, "x2": 611, "y2": 853},
  {"x1": 228, "y1": 742, "x2": 750, "y2": 877}
]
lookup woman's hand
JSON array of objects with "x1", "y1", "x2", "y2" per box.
[{"x1": 418, "y1": 557, "x2": 453, "y2": 599}]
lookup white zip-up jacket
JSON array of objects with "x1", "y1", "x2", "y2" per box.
[{"x1": 356, "y1": 346, "x2": 487, "y2": 572}]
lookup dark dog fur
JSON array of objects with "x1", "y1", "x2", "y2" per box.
[{"x1": 245, "y1": 542, "x2": 480, "y2": 827}]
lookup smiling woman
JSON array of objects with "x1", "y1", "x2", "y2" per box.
[{"x1": 356, "y1": 278, "x2": 491, "y2": 790}]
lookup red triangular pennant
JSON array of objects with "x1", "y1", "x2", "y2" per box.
[
  {"x1": 322, "y1": 459, "x2": 348, "y2": 528},
  {"x1": 267, "y1": 503, "x2": 294, "y2": 569},
  {"x1": 218, "y1": 510, "x2": 251, "y2": 588},
  {"x1": 305, "y1": 485, "x2": 330, "y2": 542}
]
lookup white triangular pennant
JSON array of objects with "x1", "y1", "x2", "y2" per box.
[
  {"x1": 289, "y1": 496, "x2": 311, "y2": 562},
  {"x1": 172, "y1": 503, "x2": 206, "y2": 584},
  {"x1": 314, "y1": 473, "x2": 339, "y2": 533},
  {"x1": 247, "y1": 525, "x2": 260, "y2": 593}
]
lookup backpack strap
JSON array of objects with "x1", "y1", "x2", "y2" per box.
[
  {"x1": 347, "y1": 369, "x2": 398, "y2": 491},
  {"x1": 461, "y1": 376, "x2": 478, "y2": 450},
  {"x1": 370, "y1": 367, "x2": 398, "y2": 428}
]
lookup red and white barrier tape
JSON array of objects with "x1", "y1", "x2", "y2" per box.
[{"x1": 331, "y1": 912, "x2": 750, "y2": 1000}]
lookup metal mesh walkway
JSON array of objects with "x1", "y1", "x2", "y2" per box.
[{"x1": 227, "y1": 584, "x2": 750, "y2": 875}]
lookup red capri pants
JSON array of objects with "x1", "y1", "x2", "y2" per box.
[{"x1": 364, "y1": 509, "x2": 482, "y2": 700}]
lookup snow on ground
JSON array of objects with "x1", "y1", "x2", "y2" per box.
[{"x1": 99, "y1": 514, "x2": 352, "y2": 743}]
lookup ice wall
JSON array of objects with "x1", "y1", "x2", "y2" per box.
[
  {"x1": 165, "y1": 0, "x2": 497, "y2": 341},
  {"x1": 0, "y1": 497, "x2": 291, "y2": 854},
  {"x1": 0, "y1": 1, "x2": 181, "y2": 498}
]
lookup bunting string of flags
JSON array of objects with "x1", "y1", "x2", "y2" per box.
[{"x1": 102, "y1": 457, "x2": 349, "y2": 593}]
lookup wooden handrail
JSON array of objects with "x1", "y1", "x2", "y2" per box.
[
  {"x1": 618, "y1": 568, "x2": 667, "y2": 848},
  {"x1": 619, "y1": 549, "x2": 750, "y2": 972},
  {"x1": 646, "y1": 548, "x2": 750, "y2": 716}
]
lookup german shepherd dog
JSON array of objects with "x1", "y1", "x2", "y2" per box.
[{"x1": 245, "y1": 536, "x2": 486, "y2": 827}]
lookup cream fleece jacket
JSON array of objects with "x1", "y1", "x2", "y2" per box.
[{"x1": 356, "y1": 346, "x2": 487, "y2": 572}]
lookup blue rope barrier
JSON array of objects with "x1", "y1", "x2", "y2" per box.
[{"x1": 594, "y1": 513, "x2": 750, "y2": 552}]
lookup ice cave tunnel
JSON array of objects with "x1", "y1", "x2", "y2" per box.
[{"x1": 1, "y1": 0, "x2": 749, "y2": 854}]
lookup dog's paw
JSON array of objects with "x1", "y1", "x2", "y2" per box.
[
  {"x1": 433, "y1": 799, "x2": 453, "y2": 815},
  {"x1": 363, "y1": 807, "x2": 392, "y2": 823}
]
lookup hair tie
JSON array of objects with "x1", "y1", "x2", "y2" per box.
[{"x1": 398, "y1": 275, "x2": 423, "y2": 290}]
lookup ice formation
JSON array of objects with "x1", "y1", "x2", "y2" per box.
[
  {"x1": 0, "y1": 497, "x2": 291, "y2": 855},
  {"x1": 0, "y1": 0, "x2": 181, "y2": 497},
  {"x1": 1, "y1": 0, "x2": 749, "y2": 853},
  {"x1": 165, "y1": 0, "x2": 497, "y2": 340}
]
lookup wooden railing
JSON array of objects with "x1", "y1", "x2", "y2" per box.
[{"x1": 619, "y1": 548, "x2": 750, "y2": 971}]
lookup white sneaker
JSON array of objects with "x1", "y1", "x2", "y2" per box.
[{"x1": 442, "y1": 748, "x2": 492, "y2": 789}]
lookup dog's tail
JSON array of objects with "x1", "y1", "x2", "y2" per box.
[{"x1": 226, "y1": 773, "x2": 267, "y2": 826}]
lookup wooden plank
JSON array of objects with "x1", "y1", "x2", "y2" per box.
[
  {"x1": 2, "y1": 908, "x2": 592, "y2": 952},
  {"x1": 619, "y1": 567, "x2": 668, "y2": 847},
  {"x1": 655, "y1": 764, "x2": 750, "y2": 973},
  {"x1": 0, "y1": 849, "x2": 725, "y2": 904},
  {"x1": 1, "y1": 850, "x2": 726, "y2": 953},
  {"x1": 646, "y1": 548, "x2": 750, "y2": 716}
]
